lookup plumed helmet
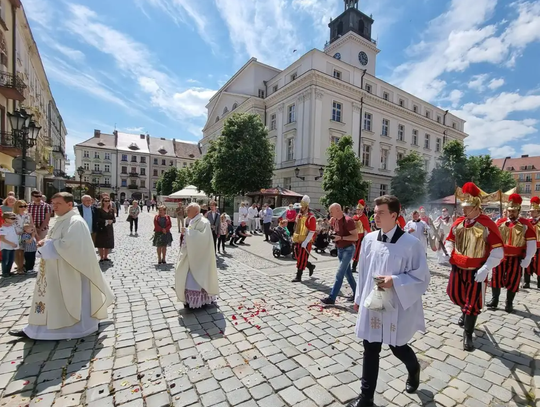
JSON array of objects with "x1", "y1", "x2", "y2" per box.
[
  {"x1": 461, "y1": 182, "x2": 482, "y2": 208},
  {"x1": 357, "y1": 199, "x2": 365, "y2": 210},
  {"x1": 531, "y1": 196, "x2": 540, "y2": 211},
  {"x1": 419, "y1": 206, "x2": 426, "y2": 213},
  {"x1": 507, "y1": 193, "x2": 523, "y2": 211}
]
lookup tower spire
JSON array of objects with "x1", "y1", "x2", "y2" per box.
[{"x1": 344, "y1": 0, "x2": 359, "y2": 11}]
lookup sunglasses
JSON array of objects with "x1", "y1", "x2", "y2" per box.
[
  {"x1": 19, "y1": 205, "x2": 27, "y2": 208},
  {"x1": 32, "y1": 195, "x2": 42, "y2": 198},
  {"x1": 103, "y1": 200, "x2": 111, "y2": 202}
]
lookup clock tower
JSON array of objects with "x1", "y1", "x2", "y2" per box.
[{"x1": 325, "y1": 0, "x2": 379, "y2": 75}]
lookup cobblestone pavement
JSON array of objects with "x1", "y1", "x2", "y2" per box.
[{"x1": 0, "y1": 211, "x2": 539, "y2": 407}]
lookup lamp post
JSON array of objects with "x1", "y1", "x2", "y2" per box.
[
  {"x1": 294, "y1": 167, "x2": 305, "y2": 181},
  {"x1": 7, "y1": 108, "x2": 41, "y2": 199},
  {"x1": 315, "y1": 167, "x2": 324, "y2": 181},
  {"x1": 77, "y1": 166, "x2": 85, "y2": 201}
]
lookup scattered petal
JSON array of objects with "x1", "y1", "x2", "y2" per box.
[
  {"x1": 23, "y1": 380, "x2": 30, "y2": 385},
  {"x1": 232, "y1": 315, "x2": 237, "y2": 320}
]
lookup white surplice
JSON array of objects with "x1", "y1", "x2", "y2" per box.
[
  {"x1": 404, "y1": 220, "x2": 430, "y2": 253},
  {"x1": 433, "y1": 216, "x2": 452, "y2": 265},
  {"x1": 355, "y1": 226, "x2": 430, "y2": 346}
]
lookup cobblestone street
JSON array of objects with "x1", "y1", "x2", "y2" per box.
[{"x1": 0, "y1": 211, "x2": 539, "y2": 407}]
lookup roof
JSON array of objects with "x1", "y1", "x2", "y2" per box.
[
  {"x1": 492, "y1": 156, "x2": 540, "y2": 171},
  {"x1": 246, "y1": 187, "x2": 303, "y2": 197},
  {"x1": 175, "y1": 141, "x2": 201, "y2": 160},
  {"x1": 116, "y1": 132, "x2": 150, "y2": 153},
  {"x1": 148, "y1": 136, "x2": 176, "y2": 157},
  {"x1": 77, "y1": 132, "x2": 116, "y2": 150}
]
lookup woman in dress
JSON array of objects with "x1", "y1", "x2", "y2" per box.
[
  {"x1": 128, "y1": 200, "x2": 141, "y2": 235},
  {"x1": 95, "y1": 196, "x2": 115, "y2": 262},
  {"x1": 13, "y1": 200, "x2": 34, "y2": 273},
  {"x1": 153, "y1": 205, "x2": 173, "y2": 264},
  {"x1": 217, "y1": 213, "x2": 229, "y2": 254}
]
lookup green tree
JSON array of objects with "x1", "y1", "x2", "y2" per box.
[
  {"x1": 212, "y1": 113, "x2": 274, "y2": 196},
  {"x1": 321, "y1": 135, "x2": 368, "y2": 208},
  {"x1": 172, "y1": 167, "x2": 192, "y2": 193},
  {"x1": 499, "y1": 169, "x2": 517, "y2": 192},
  {"x1": 391, "y1": 152, "x2": 428, "y2": 208},
  {"x1": 159, "y1": 167, "x2": 179, "y2": 196},
  {"x1": 428, "y1": 140, "x2": 469, "y2": 199},
  {"x1": 190, "y1": 142, "x2": 217, "y2": 195},
  {"x1": 466, "y1": 155, "x2": 516, "y2": 193},
  {"x1": 156, "y1": 179, "x2": 162, "y2": 196}
]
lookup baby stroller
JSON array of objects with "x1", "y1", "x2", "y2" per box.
[
  {"x1": 313, "y1": 231, "x2": 331, "y2": 254},
  {"x1": 270, "y1": 227, "x2": 294, "y2": 258}
]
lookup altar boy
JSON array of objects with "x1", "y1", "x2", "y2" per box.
[{"x1": 349, "y1": 195, "x2": 430, "y2": 407}]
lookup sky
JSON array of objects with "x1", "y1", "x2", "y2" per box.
[{"x1": 23, "y1": 0, "x2": 540, "y2": 174}]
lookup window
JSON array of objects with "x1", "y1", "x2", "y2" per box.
[
  {"x1": 94, "y1": 164, "x2": 100, "y2": 171},
  {"x1": 362, "y1": 144, "x2": 371, "y2": 167},
  {"x1": 399, "y1": 99, "x2": 404, "y2": 107},
  {"x1": 131, "y1": 167, "x2": 136, "y2": 174},
  {"x1": 223, "y1": 107, "x2": 228, "y2": 114},
  {"x1": 332, "y1": 102, "x2": 342, "y2": 122},
  {"x1": 170, "y1": 160, "x2": 174, "y2": 166},
  {"x1": 183, "y1": 162, "x2": 187, "y2": 168},
  {"x1": 215, "y1": 116, "x2": 220, "y2": 123},
  {"x1": 536, "y1": 184, "x2": 540, "y2": 191},
  {"x1": 437, "y1": 116, "x2": 441, "y2": 123},
  {"x1": 452, "y1": 122, "x2": 456, "y2": 129},
  {"x1": 519, "y1": 174, "x2": 525, "y2": 181},
  {"x1": 381, "y1": 149, "x2": 389, "y2": 170},
  {"x1": 153, "y1": 169, "x2": 158, "y2": 176},
  {"x1": 140, "y1": 157, "x2": 146, "y2": 164},
  {"x1": 290, "y1": 72, "x2": 298, "y2": 81},
  {"x1": 382, "y1": 119, "x2": 389, "y2": 137},
  {"x1": 232, "y1": 103, "x2": 238, "y2": 110},
  {"x1": 104, "y1": 164, "x2": 110, "y2": 172},
  {"x1": 161, "y1": 159, "x2": 166, "y2": 165},
  {"x1": 425, "y1": 111, "x2": 431, "y2": 119},
  {"x1": 288, "y1": 104, "x2": 296, "y2": 123},
  {"x1": 153, "y1": 158, "x2": 158, "y2": 165},
  {"x1": 286, "y1": 138, "x2": 294, "y2": 161},
  {"x1": 121, "y1": 179, "x2": 127, "y2": 187},
  {"x1": 383, "y1": 92, "x2": 389, "y2": 101},
  {"x1": 398, "y1": 124, "x2": 404, "y2": 141},
  {"x1": 413, "y1": 105, "x2": 418, "y2": 113},
  {"x1": 526, "y1": 174, "x2": 532, "y2": 182},
  {"x1": 525, "y1": 184, "x2": 531, "y2": 193},
  {"x1": 412, "y1": 130, "x2": 418, "y2": 146},
  {"x1": 83, "y1": 150, "x2": 89, "y2": 158},
  {"x1": 121, "y1": 166, "x2": 127, "y2": 174},
  {"x1": 161, "y1": 170, "x2": 165, "y2": 175},
  {"x1": 365, "y1": 84, "x2": 372, "y2": 93},
  {"x1": 283, "y1": 177, "x2": 292, "y2": 190},
  {"x1": 270, "y1": 113, "x2": 276, "y2": 130},
  {"x1": 83, "y1": 176, "x2": 89, "y2": 183},
  {"x1": 397, "y1": 152, "x2": 404, "y2": 162},
  {"x1": 131, "y1": 156, "x2": 137, "y2": 162},
  {"x1": 424, "y1": 134, "x2": 431, "y2": 149},
  {"x1": 153, "y1": 182, "x2": 157, "y2": 189},
  {"x1": 379, "y1": 184, "x2": 387, "y2": 196},
  {"x1": 331, "y1": 136, "x2": 340, "y2": 144},
  {"x1": 140, "y1": 168, "x2": 146, "y2": 176},
  {"x1": 436, "y1": 137, "x2": 441, "y2": 152},
  {"x1": 83, "y1": 162, "x2": 90, "y2": 170},
  {"x1": 104, "y1": 178, "x2": 110, "y2": 185},
  {"x1": 104, "y1": 153, "x2": 110, "y2": 160},
  {"x1": 94, "y1": 152, "x2": 99, "y2": 159},
  {"x1": 140, "y1": 180, "x2": 146, "y2": 188},
  {"x1": 333, "y1": 70, "x2": 342, "y2": 80},
  {"x1": 272, "y1": 85, "x2": 278, "y2": 93},
  {"x1": 536, "y1": 173, "x2": 540, "y2": 180},
  {"x1": 258, "y1": 89, "x2": 265, "y2": 98},
  {"x1": 424, "y1": 159, "x2": 430, "y2": 171},
  {"x1": 364, "y1": 113, "x2": 372, "y2": 131},
  {"x1": 122, "y1": 154, "x2": 128, "y2": 161}
]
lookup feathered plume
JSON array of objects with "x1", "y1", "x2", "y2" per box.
[
  {"x1": 508, "y1": 193, "x2": 523, "y2": 205},
  {"x1": 462, "y1": 182, "x2": 481, "y2": 197}
]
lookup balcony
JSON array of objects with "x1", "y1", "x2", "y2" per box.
[
  {"x1": 120, "y1": 172, "x2": 128, "y2": 175},
  {"x1": 91, "y1": 170, "x2": 103, "y2": 175},
  {"x1": 100, "y1": 183, "x2": 111, "y2": 188},
  {"x1": 0, "y1": 71, "x2": 26, "y2": 101},
  {"x1": 52, "y1": 145, "x2": 65, "y2": 157},
  {"x1": 129, "y1": 172, "x2": 139, "y2": 177},
  {"x1": 0, "y1": 131, "x2": 21, "y2": 157},
  {"x1": 128, "y1": 184, "x2": 138, "y2": 190}
]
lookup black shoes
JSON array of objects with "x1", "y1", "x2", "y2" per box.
[
  {"x1": 292, "y1": 270, "x2": 302, "y2": 283},
  {"x1": 346, "y1": 395, "x2": 374, "y2": 407},
  {"x1": 487, "y1": 287, "x2": 500, "y2": 310},
  {"x1": 321, "y1": 297, "x2": 336, "y2": 305},
  {"x1": 463, "y1": 314, "x2": 477, "y2": 352},
  {"x1": 307, "y1": 263, "x2": 316, "y2": 276},
  {"x1": 523, "y1": 273, "x2": 531, "y2": 289},
  {"x1": 406, "y1": 365, "x2": 421, "y2": 393},
  {"x1": 505, "y1": 291, "x2": 516, "y2": 313},
  {"x1": 8, "y1": 330, "x2": 29, "y2": 339},
  {"x1": 458, "y1": 312, "x2": 464, "y2": 327},
  {"x1": 351, "y1": 260, "x2": 358, "y2": 274}
]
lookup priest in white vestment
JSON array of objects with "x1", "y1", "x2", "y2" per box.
[
  {"x1": 175, "y1": 203, "x2": 219, "y2": 308},
  {"x1": 404, "y1": 210, "x2": 430, "y2": 254},
  {"x1": 348, "y1": 195, "x2": 430, "y2": 407},
  {"x1": 9, "y1": 192, "x2": 114, "y2": 340}
]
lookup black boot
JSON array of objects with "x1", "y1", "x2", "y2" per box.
[
  {"x1": 307, "y1": 262, "x2": 316, "y2": 276},
  {"x1": 523, "y1": 273, "x2": 531, "y2": 289},
  {"x1": 505, "y1": 291, "x2": 516, "y2": 313},
  {"x1": 458, "y1": 312, "x2": 465, "y2": 327},
  {"x1": 351, "y1": 260, "x2": 358, "y2": 273},
  {"x1": 486, "y1": 287, "x2": 500, "y2": 309},
  {"x1": 463, "y1": 314, "x2": 477, "y2": 352},
  {"x1": 292, "y1": 269, "x2": 303, "y2": 283},
  {"x1": 405, "y1": 363, "x2": 421, "y2": 393}
]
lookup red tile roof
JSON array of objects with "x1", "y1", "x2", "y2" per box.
[{"x1": 492, "y1": 155, "x2": 540, "y2": 172}]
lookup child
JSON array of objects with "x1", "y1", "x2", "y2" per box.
[
  {"x1": 21, "y1": 224, "x2": 37, "y2": 273},
  {"x1": 0, "y1": 212, "x2": 18, "y2": 277},
  {"x1": 217, "y1": 213, "x2": 229, "y2": 254}
]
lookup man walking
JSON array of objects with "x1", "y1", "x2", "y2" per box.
[
  {"x1": 321, "y1": 203, "x2": 358, "y2": 305},
  {"x1": 205, "y1": 200, "x2": 220, "y2": 252},
  {"x1": 175, "y1": 202, "x2": 185, "y2": 233},
  {"x1": 404, "y1": 211, "x2": 430, "y2": 254},
  {"x1": 348, "y1": 195, "x2": 430, "y2": 407},
  {"x1": 351, "y1": 199, "x2": 371, "y2": 274},
  {"x1": 28, "y1": 190, "x2": 52, "y2": 240},
  {"x1": 78, "y1": 195, "x2": 98, "y2": 244}
]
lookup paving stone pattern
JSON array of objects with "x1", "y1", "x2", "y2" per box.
[{"x1": 0, "y1": 212, "x2": 539, "y2": 406}]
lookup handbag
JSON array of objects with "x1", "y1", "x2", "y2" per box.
[{"x1": 126, "y1": 215, "x2": 133, "y2": 222}]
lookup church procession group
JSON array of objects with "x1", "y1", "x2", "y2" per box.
[{"x1": 4, "y1": 181, "x2": 540, "y2": 407}]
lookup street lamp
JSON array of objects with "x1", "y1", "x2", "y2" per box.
[
  {"x1": 77, "y1": 166, "x2": 85, "y2": 201},
  {"x1": 315, "y1": 167, "x2": 324, "y2": 181},
  {"x1": 294, "y1": 167, "x2": 305, "y2": 181},
  {"x1": 7, "y1": 108, "x2": 41, "y2": 198}
]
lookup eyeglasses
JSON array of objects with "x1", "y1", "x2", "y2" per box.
[
  {"x1": 32, "y1": 195, "x2": 42, "y2": 198},
  {"x1": 19, "y1": 205, "x2": 27, "y2": 208},
  {"x1": 103, "y1": 200, "x2": 111, "y2": 202}
]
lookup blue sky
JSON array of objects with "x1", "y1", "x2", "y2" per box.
[{"x1": 23, "y1": 0, "x2": 540, "y2": 174}]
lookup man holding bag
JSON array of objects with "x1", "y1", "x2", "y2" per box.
[{"x1": 348, "y1": 195, "x2": 430, "y2": 407}]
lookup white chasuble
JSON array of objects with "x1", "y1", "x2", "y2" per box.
[
  {"x1": 354, "y1": 228, "x2": 430, "y2": 346},
  {"x1": 25, "y1": 209, "x2": 114, "y2": 339},
  {"x1": 175, "y1": 214, "x2": 219, "y2": 302}
]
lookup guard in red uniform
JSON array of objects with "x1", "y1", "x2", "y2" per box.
[
  {"x1": 351, "y1": 199, "x2": 371, "y2": 273},
  {"x1": 487, "y1": 193, "x2": 536, "y2": 312},
  {"x1": 292, "y1": 195, "x2": 317, "y2": 282},
  {"x1": 524, "y1": 197, "x2": 540, "y2": 288},
  {"x1": 445, "y1": 182, "x2": 504, "y2": 351}
]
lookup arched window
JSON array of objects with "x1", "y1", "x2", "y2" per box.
[
  {"x1": 337, "y1": 20, "x2": 344, "y2": 36},
  {"x1": 223, "y1": 107, "x2": 228, "y2": 114},
  {"x1": 232, "y1": 103, "x2": 238, "y2": 110},
  {"x1": 215, "y1": 116, "x2": 220, "y2": 123}
]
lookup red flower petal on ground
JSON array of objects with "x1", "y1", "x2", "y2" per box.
[
  {"x1": 234, "y1": 322, "x2": 238, "y2": 325},
  {"x1": 232, "y1": 315, "x2": 237, "y2": 320},
  {"x1": 23, "y1": 380, "x2": 30, "y2": 385},
  {"x1": 256, "y1": 325, "x2": 261, "y2": 330},
  {"x1": 261, "y1": 309, "x2": 267, "y2": 313}
]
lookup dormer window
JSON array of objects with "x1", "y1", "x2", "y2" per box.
[
  {"x1": 232, "y1": 103, "x2": 238, "y2": 110},
  {"x1": 215, "y1": 116, "x2": 220, "y2": 123},
  {"x1": 188, "y1": 154, "x2": 195, "y2": 158},
  {"x1": 128, "y1": 143, "x2": 140, "y2": 150},
  {"x1": 158, "y1": 145, "x2": 167, "y2": 154},
  {"x1": 223, "y1": 107, "x2": 228, "y2": 114}
]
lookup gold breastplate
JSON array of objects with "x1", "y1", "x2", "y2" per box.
[
  {"x1": 454, "y1": 222, "x2": 488, "y2": 258},
  {"x1": 355, "y1": 220, "x2": 364, "y2": 234},
  {"x1": 534, "y1": 222, "x2": 540, "y2": 242},
  {"x1": 293, "y1": 216, "x2": 309, "y2": 243},
  {"x1": 499, "y1": 222, "x2": 525, "y2": 247}
]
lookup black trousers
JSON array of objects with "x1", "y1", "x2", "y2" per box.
[
  {"x1": 212, "y1": 232, "x2": 217, "y2": 251},
  {"x1": 233, "y1": 235, "x2": 246, "y2": 244},
  {"x1": 24, "y1": 251, "x2": 36, "y2": 271},
  {"x1": 263, "y1": 222, "x2": 271, "y2": 240},
  {"x1": 361, "y1": 340, "x2": 419, "y2": 398},
  {"x1": 129, "y1": 218, "x2": 139, "y2": 233},
  {"x1": 218, "y1": 235, "x2": 227, "y2": 251}
]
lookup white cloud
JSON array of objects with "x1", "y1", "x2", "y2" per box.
[
  {"x1": 49, "y1": 43, "x2": 85, "y2": 62},
  {"x1": 488, "y1": 78, "x2": 505, "y2": 90},
  {"x1": 521, "y1": 144, "x2": 540, "y2": 156},
  {"x1": 448, "y1": 90, "x2": 464, "y2": 107},
  {"x1": 125, "y1": 126, "x2": 145, "y2": 133},
  {"x1": 468, "y1": 74, "x2": 489, "y2": 91},
  {"x1": 23, "y1": 0, "x2": 54, "y2": 26},
  {"x1": 488, "y1": 145, "x2": 516, "y2": 158}
]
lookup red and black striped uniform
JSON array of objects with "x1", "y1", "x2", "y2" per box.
[
  {"x1": 492, "y1": 217, "x2": 536, "y2": 293},
  {"x1": 352, "y1": 214, "x2": 371, "y2": 262},
  {"x1": 446, "y1": 215, "x2": 503, "y2": 316},
  {"x1": 525, "y1": 218, "x2": 540, "y2": 277},
  {"x1": 294, "y1": 213, "x2": 317, "y2": 271},
  {"x1": 397, "y1": 216, "x2": 406, "y2": 229}
]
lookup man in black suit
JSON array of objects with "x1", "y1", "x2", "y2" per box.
[
  {"x1": 78, "y1": 195, "x2": 99, "y2": 243},
  {"x1": 205, "y1": 200, "x2": 220, "y2": 252}
]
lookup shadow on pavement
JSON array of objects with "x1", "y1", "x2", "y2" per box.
[{"x1": 0, "y1": 272, "x2": 36, "y2": 288}]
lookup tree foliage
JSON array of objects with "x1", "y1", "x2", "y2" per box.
[
  {"x1": 391, "y1": 152, "x2": 428, "y2": 208},
  {"x1": 321, "y1": 135, "x2": 369, "y2": 208},
  {"x1": 159, "y1": 167, "x2": 180, "y2": 196},
  {"x1": 156, "y1": 179, "x2": 162, "y2": 196},
  {"x1": 172, "y1": 167, "x2": 192, "y2": 193},
  {"x1": 189, "y1": 142, "x2": 217, "y2": 195}
]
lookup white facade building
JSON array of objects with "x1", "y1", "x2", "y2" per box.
[{"x1": 201, "y1": 0, "x2": 468, "y2": 207}]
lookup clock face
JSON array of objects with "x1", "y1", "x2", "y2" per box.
[
  {"x1": 358, "y1": 51, "x2": 369, "y2": 66},
  {"x1": 334, "y1": 52, "x2": 341, "y2": 60}
]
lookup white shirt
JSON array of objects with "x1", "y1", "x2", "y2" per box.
[
  {"x1": 239, "y1": 206, "x2": 248, "y2": 220},
  {"x1": 0, "y1": 225, "x2": 19, "y2": 250},
  {"x1": 247, "y1": 207, "x2": 258, "y2": 220},
  {"x1": 405, "y1": 220, "x2": 430, "y2": 249}
]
